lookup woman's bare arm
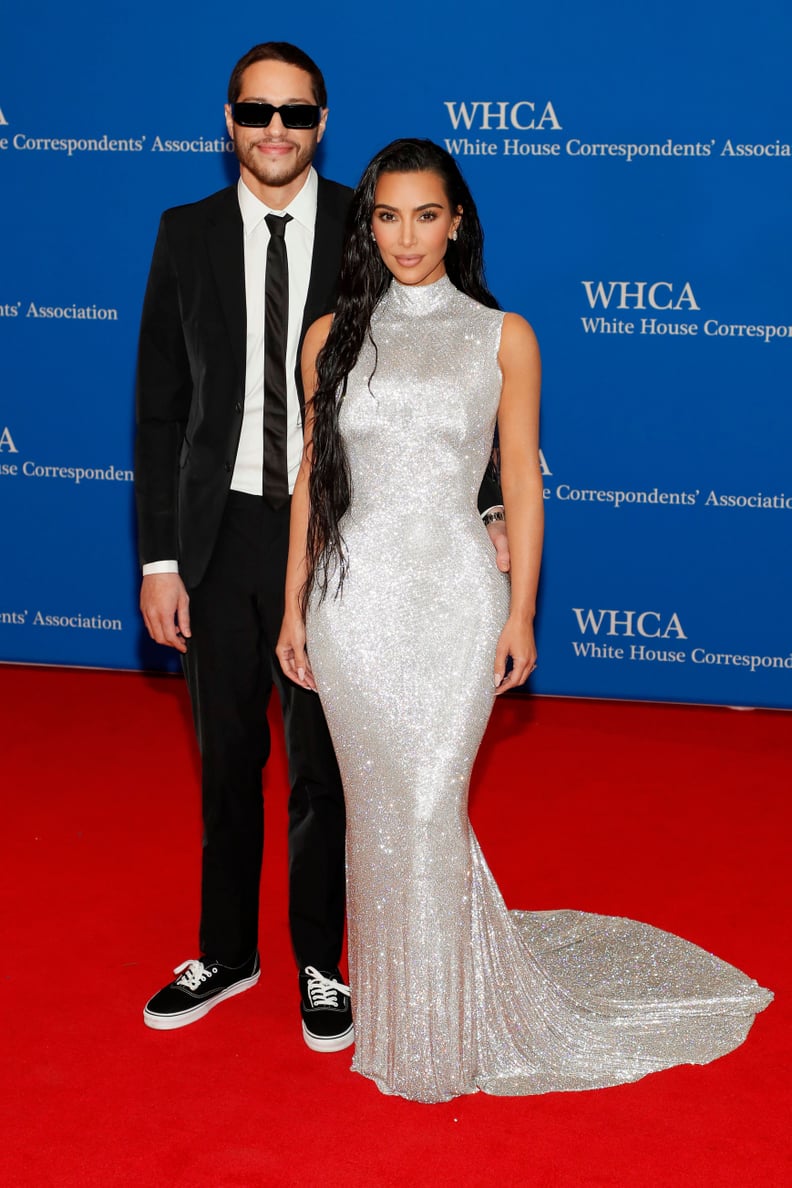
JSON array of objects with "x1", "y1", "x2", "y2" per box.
[
  {"x1": 276, "y1": 313, "x2": 333, "y2": 691},
  {"x1": 492, "y1": 312, "x2": 543, "y2": 694}
]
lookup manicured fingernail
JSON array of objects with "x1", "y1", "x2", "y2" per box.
[
  {"x1": 297, "y1": 667, "x2": 305, "y2": 681},
  {"x1": 493, "y1": 674, "x2": 502, "y2": 687}
]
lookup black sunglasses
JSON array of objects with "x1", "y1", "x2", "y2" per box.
[{"x1": 231, "y1": 102, "x2": 322, "y2": 129}]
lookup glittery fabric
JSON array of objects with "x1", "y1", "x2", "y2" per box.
[{"x1": 306, "y1": 275, "x2": 772, "y2": 1103}]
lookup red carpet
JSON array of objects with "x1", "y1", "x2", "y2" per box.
[{"x1": 1, "y1": 665, "x2": 789, "y2": 1187}]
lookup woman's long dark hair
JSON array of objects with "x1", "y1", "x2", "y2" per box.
[{"x1": 305, "y1": 138, "x2": 499, "y2": 605}]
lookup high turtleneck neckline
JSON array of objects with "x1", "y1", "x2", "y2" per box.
[{"x1": 383, "y1": 273, "x2": 456, "y2": 316}]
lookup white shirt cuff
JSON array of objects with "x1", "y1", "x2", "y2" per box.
[{"x1": 142, "y1": 560, "x2": 179, "y2": 576}]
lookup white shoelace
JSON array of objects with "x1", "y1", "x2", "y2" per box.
[
  {"x1": 304, "y1": 966, "x2": 351, "y2": 1007},
  {"x1": 173, "y1": 959, "x2": 216, "y2": 991}
]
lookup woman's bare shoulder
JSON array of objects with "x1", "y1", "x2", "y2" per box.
[
  {"x1": 499, "y1": 311, "x2": 540, "y2": 364},
  {"x1": 304, "y1": 313, "x2": 334, "y2": 357}
]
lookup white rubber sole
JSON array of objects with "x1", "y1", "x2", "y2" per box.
[
  {"x1": 143, "y1": 968, "x2": 261, "y2": 1031},
  {"x1": 302, "y1": 1021, "x2": 355, "y2": 1053}
]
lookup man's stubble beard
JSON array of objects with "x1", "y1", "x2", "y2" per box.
[{"x1": 233, "y1": 135, "x2": 318, "y2": 190}]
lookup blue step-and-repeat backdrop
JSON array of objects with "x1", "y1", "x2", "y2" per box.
[{"x1": 1, "y1": 3, "x2": 790, "y2": 707}]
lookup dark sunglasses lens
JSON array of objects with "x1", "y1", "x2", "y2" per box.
[
  {"x1": 231, "y1": 103, "x2": 321, "y2": 129},
  {"x1": 232, "y1": 103, "x2": 275, "y2": 127},
  {"x1": 279, "y1": 105, "x2": 321, "y2": 129}
]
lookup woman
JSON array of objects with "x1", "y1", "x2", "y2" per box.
[{"x1": 277, "y1": 139, "x2": 771, "y2": 1103}]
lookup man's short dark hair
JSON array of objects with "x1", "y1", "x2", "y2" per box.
[{"x1": 227, "y1": 42, "x2": 327, "y2": 107}]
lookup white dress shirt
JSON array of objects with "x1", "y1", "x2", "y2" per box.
[{"x1": 232, "y1": 169, "x2": 317, "y2": 495}]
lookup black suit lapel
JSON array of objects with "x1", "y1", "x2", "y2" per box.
[
  {"x1": 206, "y1": 188, "x2": 246, "y2": 382},
  {"x1": 302, "y1": 203, "x2": 340, "y2": 340},
  {"x1": 296, "y1": 177, "x2": 350, "y2": 410},
  {"x1": 303, "y1": 178, "x2": 351, "y2": 340}
]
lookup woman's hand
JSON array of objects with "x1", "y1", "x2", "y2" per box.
[
  {"x1": 276, "y1": 611, "x2": 317, "y2": 692},
  {"x1": 493, "y1": 615, "x2": 537, "y2": 696}
]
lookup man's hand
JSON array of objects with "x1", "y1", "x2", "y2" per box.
[
  {"x1": 140, "y1": 573, "x2": 191, "y2": 653},
  {"x1": 486, "y1": 517, "x2": 510, "y2": 573}
]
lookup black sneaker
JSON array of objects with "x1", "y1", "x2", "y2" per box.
[
  {"x1": 143, "y1": 952, "x2": 261, "y2": 1030},
  {"x1": 299, "y1": 965, "x2": 354, "y2": 1052}
]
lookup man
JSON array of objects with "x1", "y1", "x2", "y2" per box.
[{"x1": 135, "y1": 41, "x2": 506, "y2": 1049}]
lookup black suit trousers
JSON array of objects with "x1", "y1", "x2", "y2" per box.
[{"x1": 181, "y1": 491, "x2": 346, "y2": 969}]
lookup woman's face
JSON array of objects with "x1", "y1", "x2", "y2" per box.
[{"x1": 371, "y1": 170, "x2": 462, "y2": 287}]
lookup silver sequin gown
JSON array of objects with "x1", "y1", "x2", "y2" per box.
[{"x1": 306, "y1": 275, "x2": 772, "y2": 1103}]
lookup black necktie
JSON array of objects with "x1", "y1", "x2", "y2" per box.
[{"x1": 263, "y1": 212, "x2": 293, "y2": 508}]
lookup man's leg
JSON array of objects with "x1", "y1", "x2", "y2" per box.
[
  {"x1": 143, "y1": 494, "x2": 275, "y2": 1029},
  {"x1": 270, "y1": 662, "x2": 351, "y2": 1051},
  {"x1": 188, "y1": 590, "x2": 271, "y2": 966},
  {"x1": 250, "y1": 503, "x2": 351, "y2": 1050},
  {"x1": 273, "y1": 671, "x2": 346, "y2": 971}
]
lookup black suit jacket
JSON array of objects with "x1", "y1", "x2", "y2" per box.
[
  {"x1": 135, "y1": 176, "x2": 502, "y2": 590},
  {"x1": 135, "y1": 177, "x2": 352, "y2": 589}
]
